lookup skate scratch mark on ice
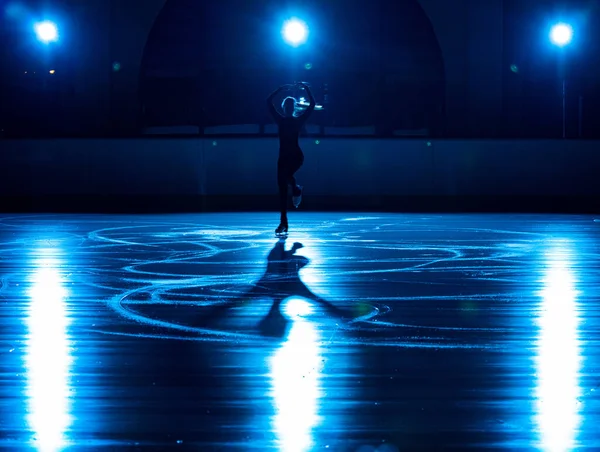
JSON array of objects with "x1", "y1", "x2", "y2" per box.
[
  {"x1": 109, "y1": 288, "x2": 258, "y2": 341},
  {"x1": 89, "y1": 226, "x2": 162, "y2": 248},
  {"x1": 87, "y1": 221, "x2": 244, "y2": 248},
  {"x1": 456, "y1": 227, "x2": 547, "y2": 237},
  {"x1": 123, "y1": 260, "x2": 260, "y2": 279},
  {"x1": 340, "y1": 217, "x2": 383, "y2": 222},
  {"x1": 91, "y1": 330, "x2": 274, "y2": 344},
  {"x1": 361, "y1": 320, "x2": 515, "y2": 332},
  {"x1": 93, "y1": 329, "x2": 501, "y2": 349},
  {"x1": 339, "y1": 294, "x2": 523, "y2": 302}
]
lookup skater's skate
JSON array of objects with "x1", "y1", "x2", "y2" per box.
[
  {"x1": 275, "y1": 221, "x2": 288, "y2": 237},
  {"x1": 292, "y1": 185, "x2": 303, "y2": 209}
]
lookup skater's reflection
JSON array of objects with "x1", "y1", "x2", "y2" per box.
[{"x1": 197, "y1": 238, "x2": 347, "y2": 337}]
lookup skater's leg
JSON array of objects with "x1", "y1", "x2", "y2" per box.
[
  {"x1": 288, "y1": 174, "x2": 301, "y2": 196},
  {"x1": 276, "y1": 152, "x2": 303, "y2": 231},
  {"x1": 277, "y1": 161, "x2": 289, "y2": 228},
  {"x1": 289, "y1": 153, "x2": 304, "y2": 204}
]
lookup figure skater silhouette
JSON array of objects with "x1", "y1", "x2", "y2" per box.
[{"x1": 267, "y1": 82, "x2": 316, "y2": 236}]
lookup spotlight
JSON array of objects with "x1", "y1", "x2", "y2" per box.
[
  {"x1": 282, "y1": 18, "x2": 308, "y2": 47},
  {"x1": 548, "y1": 22, "x2": 574, "y2": 139},
  {"x1": 550, "y1": 23, "x2": 573, "y2": 48},
  {"x1": 34, "y1": 21, "x2": 59, "y2": 44}
]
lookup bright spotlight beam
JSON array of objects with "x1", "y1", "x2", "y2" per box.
[
  {"x1": 34, "y1": 21, "x2": 59, "y2": 44},
  {"x1": 550, "y1": 23, "x2": 573, "y2": 47},
  {"x1": 282, "y1": 18, "x2": 308, "y2": 47}
]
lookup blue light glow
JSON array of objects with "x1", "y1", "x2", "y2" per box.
[
  {"x1": 270, "y1": 297, "x2": 323, "y2": 451},
  {"x1": 535, "y1": 241, "x2": 582, "y2": 451},
  {"x1": 34, "y1": 21, "x2": 59, "y2": 44},
  {"x1": 282, "y1": 18, "x2": 308, "y2": 47},
  {"x1": 550, "y1": 23, "x2": 573, "y2": 47},
  {"x1": 25, "y1": 249, "x2": 73, "y2": 451}
]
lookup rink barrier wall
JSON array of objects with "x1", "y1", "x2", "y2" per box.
[{"x1": 0, "y1": 138, "x2": 599, "y2": 212}]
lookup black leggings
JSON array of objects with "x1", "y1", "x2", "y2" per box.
[{"x1": 277, "y1": 151, "x2": 304, "y2": 220}]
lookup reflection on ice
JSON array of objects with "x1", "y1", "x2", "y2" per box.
[
  {"x1": 269, "y1": 298, "x2": 323, "y2": 452},
  {"x1": 535, "y1": 243, "x2": 582, "y2": 451},
  {"x1": 25, "y1": 251, "x2": 73, "y2": 451}
]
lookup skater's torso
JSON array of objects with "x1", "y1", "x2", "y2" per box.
[{"x1": 277, "y1": 116, "x2": 304, "y2": 155}]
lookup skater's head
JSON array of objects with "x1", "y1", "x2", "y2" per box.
[{"x1": 281, "y1": 96, "x2": 297, "y2": 117}]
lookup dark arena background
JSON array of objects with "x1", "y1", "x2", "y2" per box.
[{"x1": 1, "y1": 0, "x2": 600, "y2": 450}]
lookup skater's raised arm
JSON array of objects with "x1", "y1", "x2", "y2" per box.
[
  {"x1": 297, "y1": 82, "x2": 315, "y2": 121},
  {"x1": 267, "y1": 86, "x2": 286, "y2": 122}
]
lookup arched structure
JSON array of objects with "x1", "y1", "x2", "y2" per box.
[
  {"x1": 108, "y1": 0, "x2": 503, "y2": 137},
  {"x1": 138, "y1": 0, "x2": 445, "y2": 135}
]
